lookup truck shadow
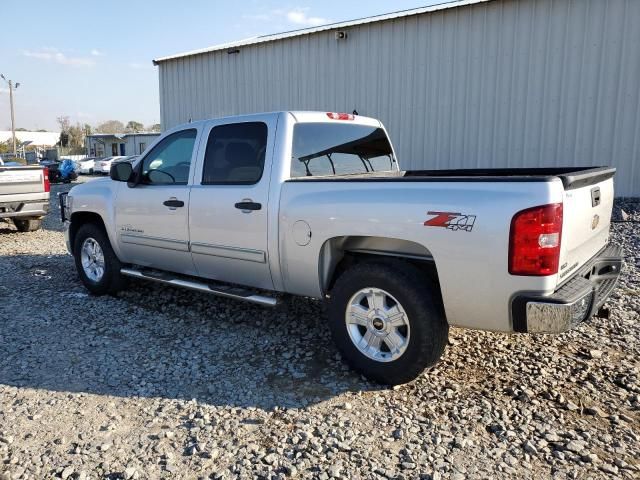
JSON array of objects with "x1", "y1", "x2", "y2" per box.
[
  {"x1": 0, "y1": 225, "x2": 20, "y2": 234},
  {"x1": 0, "y1": 254, "x2": 379, "y2": 410}
]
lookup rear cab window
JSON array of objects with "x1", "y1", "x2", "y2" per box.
[{"x1": 291, "y1": 123, "x2": 398, "y2": 178}]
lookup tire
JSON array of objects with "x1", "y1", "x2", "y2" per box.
[
  {"x1": 328, "y1": 260, "x2": 448, "y2": 385},
  {"x1": 13, "y1": 218, "x2": 42, "y2": 232},
  {"x1": 73, "y1": 222, "x2": 125, "y2": 295}
]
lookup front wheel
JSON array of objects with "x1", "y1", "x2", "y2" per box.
[
  {"x1": 73, "y1": 223, "x2": 125, "y2": 295},
  {"x1": 328, "y1": 260, "x2": 448, "y2": 385}
]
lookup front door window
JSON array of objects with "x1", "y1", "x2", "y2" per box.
[{"x1": 140, "y1": 129, "x2": 197, "y2": 185}]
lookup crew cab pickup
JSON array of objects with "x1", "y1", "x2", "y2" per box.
[
  {"x1": 0, "y1": 159, "x2": 50, "y2": 232},
  {"x1": 60, "y1": 111, "x2": 622, "y2": 385}
]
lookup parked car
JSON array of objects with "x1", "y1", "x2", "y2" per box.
[
  {"x1": 112, "y1": 155, "x2": 139, "y2": 166},
  {"x1": 1, "y1": 159, "x2": 50, "y2": 232},
  {"x1": 40, "y1": 159, "x2": 78, "y2": 183},
  {"x1": 0, "y1": 158, "x2": 23, "y2": 167},
  {"x1": 60, "y1": 111, "x2": 622, "y2": 385},
  {"x1": 95, "y1": 157, "x2": 126, "y2": 174},
  {"x1": 77, "y1": 157, "x2": 98, "y2": 175}
]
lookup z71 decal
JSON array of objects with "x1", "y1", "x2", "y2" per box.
[{"x1": 424, "y1": 211, "x2": 476, "y2": 232}]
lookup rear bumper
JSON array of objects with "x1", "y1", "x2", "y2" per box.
[
  {"x1": 511, "y1": 244, "x2": 623, "y2": 333},
  {"x1": 0, "y1": 199, "x2": 49, "y2": 219}
]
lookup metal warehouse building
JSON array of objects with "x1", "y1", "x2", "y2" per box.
[{"x1": 153, "y1": 0, "x2": 640, "y2": 196}]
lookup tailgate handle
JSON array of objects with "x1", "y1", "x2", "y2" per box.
[{"x1": 591, "y1": 187, "x2": 601, "y2": 207}]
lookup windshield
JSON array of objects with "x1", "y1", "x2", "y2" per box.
[{"x1": 291, "y1": 123, "x2": 397, "y2": 178}]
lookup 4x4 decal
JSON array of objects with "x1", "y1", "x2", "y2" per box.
[{"x1": 424, "y1": 211, "x2": 476, "y2": 232}]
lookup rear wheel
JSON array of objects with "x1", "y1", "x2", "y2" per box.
[
  {"x1": 328, "y1": 260, "x2": 448, "y2": 385},
  {"x1": 13, "y1": 218, "x2": 42, "y2": 232},
  {"x1": 73, "y1": 223, "x2": 125, "y2": 295}
]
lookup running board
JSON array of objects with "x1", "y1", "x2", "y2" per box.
[{"x1": 120, "y1": 268, "x2": 278, "y2": 307}]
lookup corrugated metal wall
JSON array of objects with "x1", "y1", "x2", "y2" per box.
[{"x1": 158, "y1": 0, "x2": 640, "y2": 196}]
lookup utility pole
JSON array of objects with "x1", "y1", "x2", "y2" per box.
[{"x1": 1, "y1": 74, "x2": 20, "y2": 156}]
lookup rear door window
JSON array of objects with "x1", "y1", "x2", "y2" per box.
[
  {"x1": 202, "y1": 122, "x2": 268, "y2": 185},
  {"x1": 291, "y1": 123, "x2": 397, "y2": 177}
]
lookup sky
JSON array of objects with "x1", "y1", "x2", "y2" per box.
[{"x1": 0, "y1": 0, "x2": 439, "y2": 132}]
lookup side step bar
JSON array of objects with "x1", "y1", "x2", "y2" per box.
[{"x1": 120, "y1": 268, "x2": 278, "y2": 307}]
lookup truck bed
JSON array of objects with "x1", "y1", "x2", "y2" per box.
[{"x1": 288, "y1": 166, "x2": 616, "y2": 190}]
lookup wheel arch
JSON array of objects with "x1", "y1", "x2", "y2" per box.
[
  {"x1": 69, "y1": 211, "x2": 108, "y2": 255},
  {"x1": 319, "y1": 235, "x2": 442, "y2": 299}
]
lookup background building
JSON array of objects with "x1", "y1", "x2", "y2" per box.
[
  {"x1": 153, "y1": 0, "x2": 640, "y2": 196},
  {"x1": 0, "y1": 130, "x2": 60, "y2": 162},
  {"x1": 86, "y1": 132, "x2": 160, "y2": 157},
  {"x1": 0, "y1": 130, "x2": 59, "y2": 147}
]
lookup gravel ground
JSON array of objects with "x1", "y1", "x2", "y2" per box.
[{"x1": 0, "y1": 178, "x2": 638, "y2": 480}]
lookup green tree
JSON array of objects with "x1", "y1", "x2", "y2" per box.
[
  {"x1": 148, "y1": 123, "x2": 161, "y2": 132},
  {"x1": 68, "y1": 123, "x2": 85, "y2": 148},
  {"x1": 57, "y1": 116, "x2": 71, "y2": 147},
  {"x1": 57, "y1": 116, "x2": 71, "y2": 133},
  {"x1": 95, "y1": 120, "x2": 125, "y2": 134},
  {"x1": 0, "y1": 140, "x2": 13, "y2": 154},
  {"x1": 125, "y1": 120, "x2": 144, "y2": 133}
]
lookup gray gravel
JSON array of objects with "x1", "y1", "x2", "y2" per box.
[{"x1": 0, "y1": 178, "x2": 638, "y2": 479}]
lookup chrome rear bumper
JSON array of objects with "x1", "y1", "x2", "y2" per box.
[
  {"x1": 512, "y1": 244, "x2": 623, "y2": 333},
  {"x1": 0, "y1": 200, "x2": 48, "y2": 219}
]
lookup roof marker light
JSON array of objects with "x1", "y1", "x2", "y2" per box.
[{"x1": 326, "y1": 112, "x2": 354, "y2": 120}]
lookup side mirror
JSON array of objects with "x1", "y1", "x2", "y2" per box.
[{"x1": 110, "y1": 162, "x2": 133, "y2": 182}]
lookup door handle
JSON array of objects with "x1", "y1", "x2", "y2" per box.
[
  {"x1": 234, "y1": 201, "x2": 262, "y2": 211},
  {"x1": 163, "y1": 199, "x2": 184, "y2": 208}
]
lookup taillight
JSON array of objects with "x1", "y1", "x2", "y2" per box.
[
  {"x1": 509, "y1": 203, "x2": 563, "y2": 276},
  {"x1": 43, "y1": 167, "x2": 50, "y2": 193},
  {"x1": 326, "y1": 112, "x2": 354, "y2": 120}
]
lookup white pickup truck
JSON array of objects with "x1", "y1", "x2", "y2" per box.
[
  {"x1": 0, "y1": 159, "x2": 50, "y2": 232},
  {"x1": 60, "y1": 111, "x2": 622, "y2": 385}
]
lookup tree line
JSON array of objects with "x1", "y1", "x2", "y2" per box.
[{"x1": 56, "y1": 117, "x2": 161, "y2": 150}]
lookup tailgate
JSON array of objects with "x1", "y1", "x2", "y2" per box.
[
  {"x1": 0, "y1": 167, "x2": 44, "y2": 196},
  {"x1": 558, "y1": 175, "x2": 614, "y2": 284}
]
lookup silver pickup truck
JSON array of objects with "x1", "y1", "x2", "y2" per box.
[
  {"x1": 60, "y1": 111, "x2": 623, "y2": 385},
  {"x1": 0, "y1": 159, "x2": 50, "y2": 232}
]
